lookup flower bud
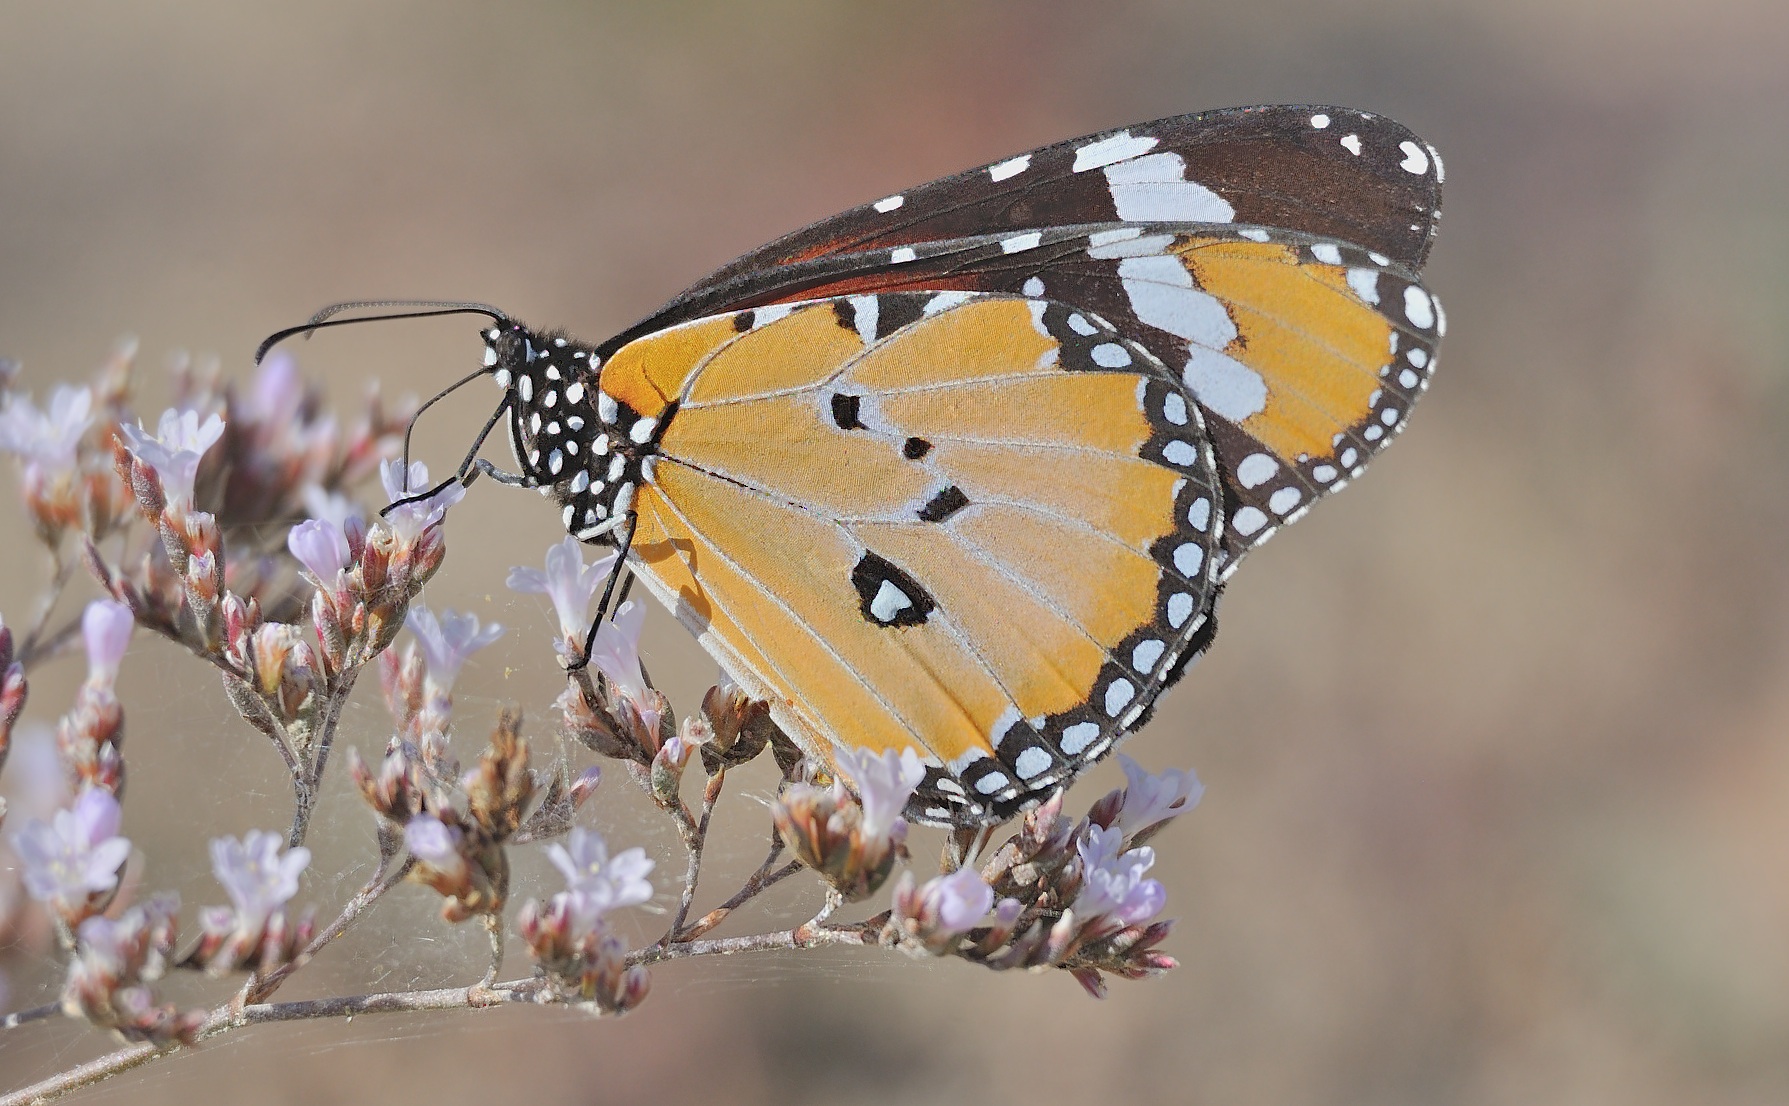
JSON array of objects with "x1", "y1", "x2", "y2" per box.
[{"x1": 772, "y1": 781, "x2": 900, "y2": 903}]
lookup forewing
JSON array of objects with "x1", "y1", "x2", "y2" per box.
[{"x1": 624, "y1": 105, "x2": 1442, "y2": 338}]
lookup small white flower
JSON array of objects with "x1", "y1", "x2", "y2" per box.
[
  {"x1": 588, "y1": 599, "x2": 662, "y2": 732},
  {"x1": 209, "y1": 829, "x2": 310, "y2": 933},
  {"x1": 546, "y1": 826, "x2": 653, "y2": 928},
  {"x1": 0, "y1": 385, "x2": 93, "y2": 471},
  {"x1": 9, "y1": 788, "x2": 132, "y2": 915},
  {"x1": 404, "y1": 604, "x2": 504, "y2": 692},
  {"x1": 1115, "y1": 755, "x2": 1204, "y2": 837},
  {"x1": 287, "y1": 517, "x2": 350, "y2": 581},
  {"x1": 919, "y1": 867, "x2": 995, "y2": 935},
  {"x1": 118, "y1": 407, "x2": 226, "y2": 505},
  {"x1": 81, "y1": 599, "x2": 134, "y2": 687},
  {"x1": 507, "y1": 536, "x2": 616, "y2": 652},
  {"x1": 835, "y1": 746, "x2": 925, "y2": 842},
  {"x1": 379, "y1": 459, "x2": 464, "y2": 542},
  {"x1": 1074, "y1": 824, "x2": 1166, "y2": 927}
]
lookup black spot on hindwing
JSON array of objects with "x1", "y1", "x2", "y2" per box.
[
  {"x1": 916, "y1": 485, "x2": 969, "y2": 522},
  {"x1": 831, "y1": 393, "x2": 864, "y2": 430},
  {"x1": 851, "y1": 552, "x2": 935, "y2": 628}
]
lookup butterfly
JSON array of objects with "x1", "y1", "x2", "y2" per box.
[{"x1": 267, "y1": 105, "x2": 1444, "y2": 826}]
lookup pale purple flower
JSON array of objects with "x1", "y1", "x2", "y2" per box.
[
  {"x1": 589, "y1": 599, "x2": 662, "y2": 732},
  {"x1": 301, "y1": 484, "x2": 362, "y2": 531},
  {"x1": 82, "y1": 599, "x2": 134, "y2": 686},
  {"x1": 918, "y1": 868, "x2": 995, "y2": 935},
  {"x1": 403, "y1": 814, "x2": 462, "y2": 867},
  {"x1": 588, "y1": 598, "x2": 645, "y2": 693},
  {"x1": 209, "y1": 830, "x2": 310, "y2": 933},
  {"x1": 546, "y1": 826, "x2": 654, "y2": 927},
  {"x1": 118, "y1": 408, "x2": 226, "y2": 505},
  {"x1": 0, "y1": 385, "x2": 93, "y2": 471},
  {"x1": 10, "y1": 788, "x2": 132, "y2": 915},
  {"x1": 1115, "y1": 755, "x2": 1204, "y2": 837},
  {"x1": 286, "y1": 517, "x2": 350, "y2": 581},
  {"x1": 404, "y1": 605, "x2": 504, "y2": 692},
  {"x1": 1074, "y1": 824, "x2": 1166, "y2": 927},
  {"x1": 380, "y1": 459, "x2": 465, "y2": 542},
  {"x1": 835, "y1": 746, "x2": 925, "y2": 841},
  {"x1": 507, "y1": 536, "x2": 616, "y2": 652}
]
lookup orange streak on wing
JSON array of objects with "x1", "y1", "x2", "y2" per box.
[
  {"x1": 948, "y1": 502, "x2": 1162, "y2": 649},
  {"x1": 682, "y1": 303, "x2": 865, "y2": 405},
  {"x1": 879, "y1": 372, "x2": 1154, "y2": 453},
  {"x1": 842, "y1": 299, "x2": 1057, "y2": 391},
  {"x1": 660, "y1": 391, "x2": 932, "y2": 519},
  {"x1": 1180, "y1": 239, "x2": 1392, "y2": 462},
  {"x1": 932, "y1": 439, "x2": 1184, "y2": 553},
  {"x1": 599, "y1": 314, "x2": 739, "y2": 418}
]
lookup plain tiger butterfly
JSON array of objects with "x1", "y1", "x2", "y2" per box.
[{"x1": 263, "y1": 105, "x2": 1445, "y2": 827}]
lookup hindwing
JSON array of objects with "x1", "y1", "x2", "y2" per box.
[{"x1": 605, "y1": 292, "x2": 1223, "y2": 822}]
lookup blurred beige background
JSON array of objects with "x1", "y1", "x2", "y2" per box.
[{"x1": 4, "y1": 1, "x2": 1789, "y2": 1103}]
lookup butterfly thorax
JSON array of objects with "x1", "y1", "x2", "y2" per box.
[{"x1": 486, "y1": 324, "x2": 655, "y2": 544}]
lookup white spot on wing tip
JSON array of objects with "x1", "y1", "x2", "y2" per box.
[
  {"x1": 1310, "y1": 113, "x2": 1331, "y2": 129},
  {"x1": 1347, "y1": 268, "x2": 1382, "y2": 305},
  {"x1": 1340, "y1": 133, "x2": 1363, "y2": 156},
  {"x1": 889, "y1": 246, "x2": 917, "y2": 264},
  {"x1": 873, "y1": 195, "x2": 904, "y2": 213},
  {"x1": 1072, "y1": 130, "x2": 1159, "y2": 172},
  {"x1": 989, "y1": 154, "x2": 1031, "y2": 181},
  {"x1": 1398, "y1": 140, "x2": 1430, "y2": 175},
  {"x1": 1403, "y1": 285, "x2": 1436, "y2": 329},
  {"x1": 1001, "y1": 231, "x2": 1043, "y2": 255}
]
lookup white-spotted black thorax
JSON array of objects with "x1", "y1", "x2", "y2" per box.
[{"x1": 486, "y1": 324, "x2": 655, "y2": 544}]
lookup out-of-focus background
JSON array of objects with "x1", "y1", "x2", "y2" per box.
[{"x1": 3, "y1": 1, "x2": 1789, "y2": 1103}]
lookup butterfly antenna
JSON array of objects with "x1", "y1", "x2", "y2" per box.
[{"x1": 254, "y1": 300, "x2": 511, "y2": 364}]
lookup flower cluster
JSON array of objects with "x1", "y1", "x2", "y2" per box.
[
  {"x1": 0, "y1": 328, "x2": 1218, "y2": 1101},
  {"x1": 62, "y1": 894, "x2": 203, "y2": 1047},
  {"x1": 0, "y1": 367, "x2": 130, "y2": 543},
  {"x1": 353, "y1": 701, "x2": 598, "y2": 923},
  {"x1": 182, "y1": 830, "x2": 315, "y2": 977},
  {"x1": 936, "y1": 755, "x2": 1202, "y2": 996},
  {"x1": 515, "y1": 826, "x2": 654, "y2": 1015}
]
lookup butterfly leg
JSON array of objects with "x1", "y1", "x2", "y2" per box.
[
  {"x1": 565, "y1": 512, "x2": 638, "y2": 672},
  {"x1": 383, "y1": 398, "x2": 518, "y2": 514},
  {"x1": 464, "y1": 458, "x2": 530, "y2": 487}
]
